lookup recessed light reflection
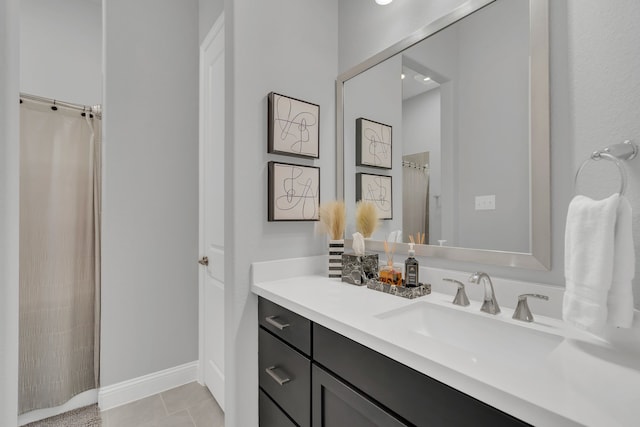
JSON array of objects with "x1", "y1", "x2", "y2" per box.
[
  {"x1": 401, "y1": 73, "x2": 405, "y2": 79},
  {"x1": 375, "y1": 0, "x2": 393, "y2": 5},
  {"x1": 413, "y1": 74, "x2": 434, "y2": 84}
]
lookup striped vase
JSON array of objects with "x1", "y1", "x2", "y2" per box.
[{"x1": 328, "y1": 239, "x2": 344, "y2": 279}]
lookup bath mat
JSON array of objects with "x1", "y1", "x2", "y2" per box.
[{"x1": 24, "y1": 404, "x2": 102, "y2": 427}]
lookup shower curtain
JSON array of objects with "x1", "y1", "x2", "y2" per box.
[
  {"x1": 402, "y1": 155, "x2": 430, "y2": 244},
  {"x1": 18, "y1": 99, "x2": 101, "y2": 414}
]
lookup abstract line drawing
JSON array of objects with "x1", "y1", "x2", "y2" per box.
[
  {"x1": 268, "y1": 92, "x2": 320, "y2": 159},
  {"x1": 356, "y1": 173, "x2": 392, "y2": 220},
  {"x1": 356, "y1": 118, "x2": 392, "y2": 169},
  {"x1": 268, "y1": 161, "x2": 320, "y2": 221}
]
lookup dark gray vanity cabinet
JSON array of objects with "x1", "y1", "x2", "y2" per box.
[
  {"x1": 258, "y1": 297, "x2": 529, "y2": 427},
  {"x1": 258, "y1": 298, "x2": 312, "y2": 427}
]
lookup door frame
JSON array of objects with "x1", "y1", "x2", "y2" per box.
[{"x1": 1, "y1": 0, "x2": 21, "y2": 425}]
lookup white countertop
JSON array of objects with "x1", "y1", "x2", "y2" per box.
[{"x1": 251, "y1": 257, "x2": 640, "y2": 427}]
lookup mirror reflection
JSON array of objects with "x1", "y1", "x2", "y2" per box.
[{"x1": 343, "y1": 0, "x2": 532, "y2": 253}]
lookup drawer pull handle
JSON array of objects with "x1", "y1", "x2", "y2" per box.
[
  {"x1": 265, "y1": 366, "x2": 291, "y2": 386},
  {"x1": 265, "y1": 315, "x2": 290, "y2": 330}
]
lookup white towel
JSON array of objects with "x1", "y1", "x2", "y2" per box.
[
  {"x1": 607, "y1": 196, "x2": 635, "y2": 327},
  {"x1": 563, "y1": 193, "x2": 620, "y2": 332}
]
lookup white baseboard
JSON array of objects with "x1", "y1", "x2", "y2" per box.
[
  {"x1": 98, "y1": 361, "x2": 198, "y2": 411},
  {"x1": 18, "y1": 389, "x2": 98, "y2": 426}
]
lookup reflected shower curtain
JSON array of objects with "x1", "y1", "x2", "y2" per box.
[
  {"x1": 402, "y1": 164, "x2": 429, "y2": 244},
  {"x1": 19, "y1": 99, "x2": 101, "y2": 414}
]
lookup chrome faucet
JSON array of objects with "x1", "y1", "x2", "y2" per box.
[{"x1": 469, "y1": 272, "x2": 500, "y2": 315}]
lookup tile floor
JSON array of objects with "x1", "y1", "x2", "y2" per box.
[{"x1": 101, "y1": 382, "x2": 224, "y2": 427}]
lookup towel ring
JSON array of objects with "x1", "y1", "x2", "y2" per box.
[{"x1": 574, "y1": 152, "x2": 627, "y2": 196}]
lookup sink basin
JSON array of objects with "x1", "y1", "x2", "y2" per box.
[{"x1": 375, "y1": 301, "x2": 563, "y2": 367}]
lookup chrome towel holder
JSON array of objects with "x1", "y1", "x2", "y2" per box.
[{"x1": 574, "y1": 140, "x2": 638, "y2": 196}]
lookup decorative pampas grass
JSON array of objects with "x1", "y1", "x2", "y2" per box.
[
  {"x1": 355, "y1": 201, "x2": 379, "y2": 238},
  {"x1": 319, "y1": 201, "x2": 346, "y2": 240}
]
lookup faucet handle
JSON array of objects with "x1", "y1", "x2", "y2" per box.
[
  {"x1": 512, "y1": 294, "x2": 549, "y2": 322},
  {"x1": 443, "y1": 278, "x2": 470, "y2": 307}
]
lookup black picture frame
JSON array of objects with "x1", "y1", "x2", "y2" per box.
[
  {"x1": 356, "y1": 172, "x2": 393, "y2": 220},
  {"x1": 268, "y1": 161, "x2": 320, "y2": 221},
  {"x1": 268, "y1": 92, "x2": 320, "y2": 159},
  {"x1": 356, "y1": 117, "x2": 392, "y2": 169}
]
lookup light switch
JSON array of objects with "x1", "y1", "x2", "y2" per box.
[{"x1": 475, "y1": 195, "x2": 496, "y2": 211}]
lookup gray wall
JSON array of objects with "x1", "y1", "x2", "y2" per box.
[
  {"x1": 338, "y1": 0, "x2": 468, "y2": 73},
  {"x1": 566, "y1": 0, "x2": 640, "y2": 307},
  {"x1": 199, "y1": 0, "x2": 224, "y2": 44},
  {"x1": 20, "y1": 0, "x2": 102, "y2": 105},
  {"x1": 101, "y1": 0, "x2": 200, "y2": 386},
  {"x1": 401, "y1": 22, "x2": 460, "y2": 248},
  {"x1": 455, "y1": 0, "x2": 529, "y2": 252},
  {"x1": 339, "y1": 0, "x2": 640, "y2": 305},
  {"x1": 0, "y1": 0, "x2": 20, "y2": 423},
  {"x1": 20, "y1": 0, "x2": 200, "y2": 390},
  {"x1": 403, "y1": 90, "x2": 440, "y2": 157},
  {"x1": 344, "y1": 55, "x2": 403, "y2": 241},
  {"x1": 403, "y1": 89, "x2": 441, "y2": 242},
  {"x1": 224, "y1": 0, "x2": 338, "y2": 424}
]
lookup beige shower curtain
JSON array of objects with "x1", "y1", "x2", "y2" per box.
[
  {"x1": 19, "y1": 99, "x2": 101, "y2": 414},
  {"x1": 402, "y1": 152, "x2": 430, "y2": 244}
]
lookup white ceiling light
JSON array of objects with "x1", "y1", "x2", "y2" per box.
[
  {"x1": 401, "y1": 73, "x2": 405, "y2": 79},
  {"x1": 375, "y1": 0, "x2": 393, "y2": 5},
  {"x1": 413, "y1": 74, "x2": 434, "y2": 85}
]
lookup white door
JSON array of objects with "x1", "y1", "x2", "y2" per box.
[{"x1": 199, "y1": 15, "x2": 225, "y2": 410}]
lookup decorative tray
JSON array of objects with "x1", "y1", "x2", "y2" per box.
[{"x1": 366, "y1": 280, "x2": 431, "y2": 299}]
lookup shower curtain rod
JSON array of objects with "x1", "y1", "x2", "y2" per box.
[
  {"x1": 402, "y1": 160, "x2": 429, "y2": 171},
  {"x1": 20, "y1": 92, "x2": 102, "y2": 119}
]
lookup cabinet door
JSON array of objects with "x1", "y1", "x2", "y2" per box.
[
  {"x1": 259, "y1": 389, "x2": 297, "y2": 427},
  {"x1": 312, "y1": 364, "x2": 408, "y2": 427}
]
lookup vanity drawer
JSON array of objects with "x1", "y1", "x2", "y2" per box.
[
  {"x1": 259, "y1": 389, "x2": 297, "y2": 427},
  {"x1": 259, "y1": 297, "x2": 311, "y2": 356},
  {"x1": 259, "y1": 327, "x2": 311, "y2": 427},
  {"x1": 313, "y1": 324, "x2": 529, "y2": 427},
  {"x1": 312, "y1": 364, "x2": 407, "y2": 427}
]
